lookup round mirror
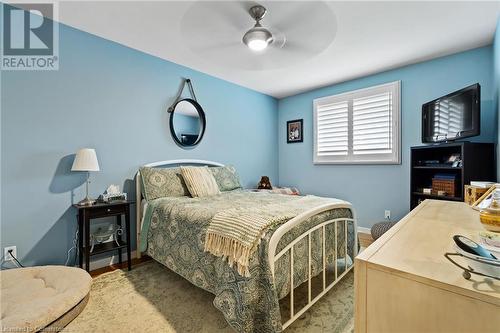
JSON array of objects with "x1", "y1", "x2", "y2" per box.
[{"x1": 169, "y1": 98, "x2": 206, "y2": 148}]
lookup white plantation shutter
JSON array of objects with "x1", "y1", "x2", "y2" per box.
[
  {"x1": 314, "y1": 81, "x2": 400, "y2": 164},
  {"x1": 316, "y1": 101, "x2": 349, "y2": 156},
  {"x1": 352, "y1": 92, "x2": 392, "y2": 155}
]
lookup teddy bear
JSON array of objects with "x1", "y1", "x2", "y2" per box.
[{"x1": 257, "y1": 176, "x2": 273, "y2": 190}]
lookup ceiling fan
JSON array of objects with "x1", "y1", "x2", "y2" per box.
[
  {"x1": 181, "y1": 1, "x2": 336, "y2": 69},
  {"x1": 242, "y1": 4, "x2": 286, "y2": 52}
]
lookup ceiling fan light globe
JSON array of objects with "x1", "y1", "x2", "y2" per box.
[
  {"x1": 248, "y1": 39, "x2": 269, "y2": 51},
  {"x1": 242, "y1": 27, "x2": 273, "y2": 52}
]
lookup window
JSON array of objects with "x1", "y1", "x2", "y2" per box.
[{"x1": 313, "y1": 81, "x2": 401, "y2": 164}]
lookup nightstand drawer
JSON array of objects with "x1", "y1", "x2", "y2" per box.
[{"x1": 87, "y1": 205, "x2": 126, "y2": 218}]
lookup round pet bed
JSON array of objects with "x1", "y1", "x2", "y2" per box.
[{"x1": 1, "y1": 265, "x2": 92, "y2": 332}]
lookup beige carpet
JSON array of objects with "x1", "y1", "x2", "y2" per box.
[{"x1": 65, "y1": 261, "x2": 354, "y2": 333}]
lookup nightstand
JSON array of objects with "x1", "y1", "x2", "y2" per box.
[{"x1": 73, "y1": 201, "x2": 133, "y2": 272}]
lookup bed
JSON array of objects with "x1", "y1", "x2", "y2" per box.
[{"x1": 136, "y1": 160, "x2": 357, "y2": 332}]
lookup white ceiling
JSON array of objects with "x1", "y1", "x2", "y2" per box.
[{"x1": 58, "y1": 1, "x2": 500, "y2": 98}]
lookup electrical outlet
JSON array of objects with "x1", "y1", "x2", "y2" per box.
[
  {"x1": 4, "y1": 246, "x2": 17, "y2": 261},
  {"x1": 384, "y1": 210, "x2": 391, "y2": 220}
]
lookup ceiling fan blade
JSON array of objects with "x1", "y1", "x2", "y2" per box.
[
  {"x1": 202, "y1": 1, "x2": 250, "y2": 32},
  {"x1": 269, "y1": 28, "x2": 286, "y2": 48},
  {"x1": 192, "y1": 41, "x2": 242, "y2": 53},
  {"x1": 279, "y1": 40, "x2": 314, "y2": 54},
  {"x1": 272, "y1": 2, "x2": 312, "y2": 32}
]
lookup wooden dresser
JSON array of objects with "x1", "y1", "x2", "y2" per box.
[{"x1": 355, "y1": 200, "x2": 500, "y2": 332}]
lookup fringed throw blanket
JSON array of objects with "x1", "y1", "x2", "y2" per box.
[{"x1": 205, "y1": 196, "x2": 326, "y2": 276}]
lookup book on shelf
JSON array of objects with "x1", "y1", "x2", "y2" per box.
[{"x1": 433, "y1": 173, "x2": 456, "y2": 180}]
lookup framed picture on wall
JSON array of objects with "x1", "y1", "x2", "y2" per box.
[{"x1": 287, "y1": 119, "x2": 303, "y2": 143}]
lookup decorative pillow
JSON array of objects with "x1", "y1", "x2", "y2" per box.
[
  {"x1": 139, "y1": 166, "x2": 190, "y2": 200},
  {"x1": 210, "y1": 165, "x2": 242, "y2": 191},
  {"x1": 180, "y1": 166, "x2": 221, "y2": 198}
]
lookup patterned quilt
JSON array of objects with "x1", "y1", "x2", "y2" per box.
[{"x1": 141, "y1": 190, "x2": 355, "y2": 333}]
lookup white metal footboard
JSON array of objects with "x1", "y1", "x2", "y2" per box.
[{"x1": 268, "y1": 203, "x2": 357, "y2": 329}]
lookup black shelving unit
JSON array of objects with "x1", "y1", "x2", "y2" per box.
[{"x1": 410, "y1": 142, "x2": 495, "y2": 209}]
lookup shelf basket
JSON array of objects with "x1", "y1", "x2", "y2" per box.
[{"x1": 432, "y1": 178, "x2": 455, "y2": 197}]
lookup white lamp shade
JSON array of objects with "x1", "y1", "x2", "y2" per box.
[{"x1": 71, "y1": 148, "x2": 100, "y2": 172}]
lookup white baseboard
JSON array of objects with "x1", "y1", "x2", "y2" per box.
[
  {"x1": 87, "y1": 250, "x2": 137, "y2": 271},
  {"x1": 357, "y1": 226, "x2": 371, "y2": 234}
]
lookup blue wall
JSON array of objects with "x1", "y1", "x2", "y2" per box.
[
  {"x1": 278, "y1": 47, "x2": 495, "y2": 228},
  {"x1": 1, "y1": 23, "x2": 278, "y2": 266}
]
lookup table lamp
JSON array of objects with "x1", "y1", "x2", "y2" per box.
[{"x1": 72, "y1": 148, "x2": 100, "y2": 206}]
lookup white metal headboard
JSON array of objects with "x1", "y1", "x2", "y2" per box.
[{"x1": 135, "y1": 159, "x2": 224, "y2": 258}]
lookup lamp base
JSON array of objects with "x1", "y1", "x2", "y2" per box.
[{"x1": 77, "y1": 196, "x2": 96, "y2": 206}]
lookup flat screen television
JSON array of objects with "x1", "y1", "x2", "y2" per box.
[{"x1": 422, "y1": 83, "x2": 480, "y2": 143}]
